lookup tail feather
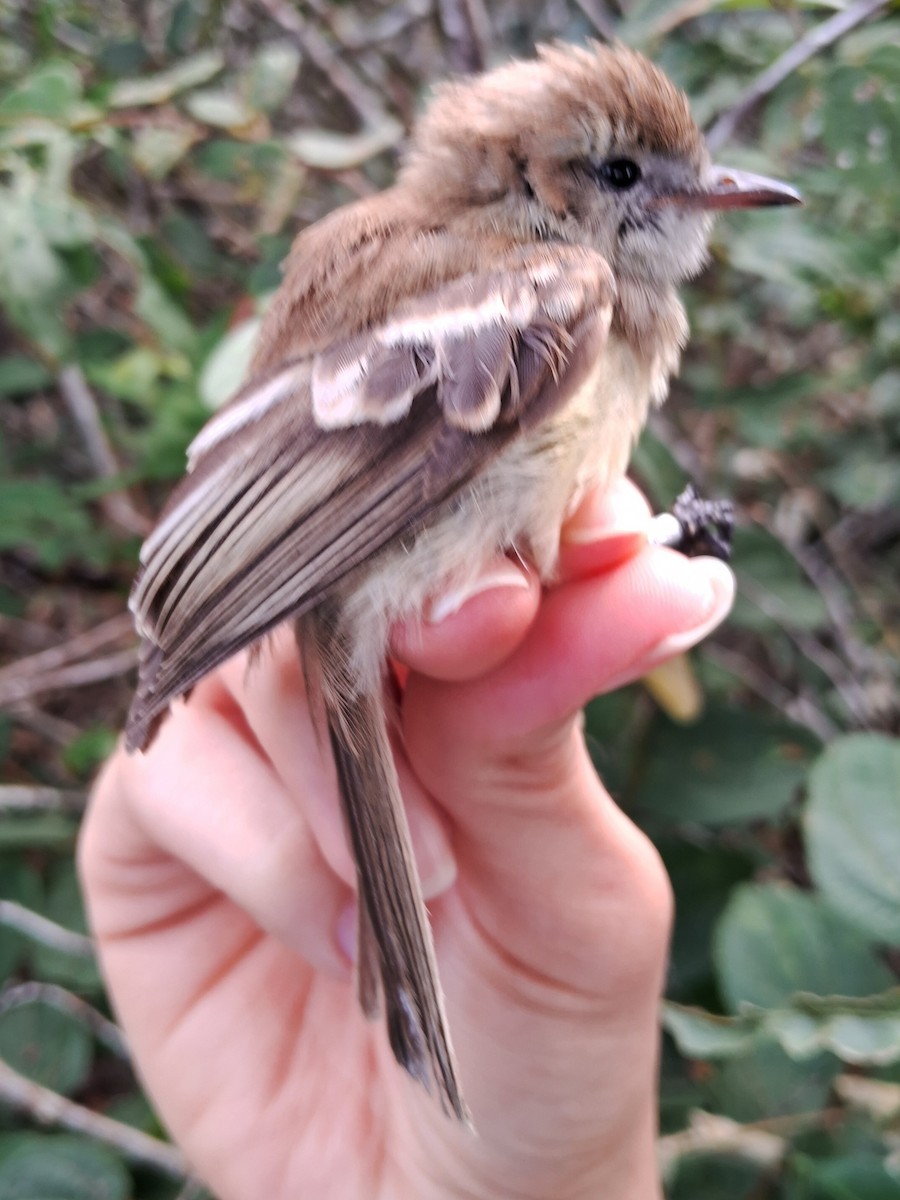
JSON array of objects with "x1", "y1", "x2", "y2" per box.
[{"x1": 303, "y1": 610, "x2": 469, "y2": 1123}]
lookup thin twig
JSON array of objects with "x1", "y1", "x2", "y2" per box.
[
  {"x1": 330, "y1": 0, "x2": 432, "y2": 50},
  {"x1": 705, "y1": 644, "x2": 836, "y2": 741},
  {"x1": 437, "y1": 0, "x2": 491, "y2": 74},
  {"x1": 256, "y1": 0, "x2": 394, "y2": 125},
  {"x1": 659, "y1": 1109, "x2": 786, "y2": 1176},
  {"x1": 0, "y1": 647, "x2": 138, "y2": 707},
  {"x1": 572, "y1": 0, "x2": 616, "y2": 41},
  {"x1": 0, "y1": 1056, "x2": 188, "y2": 1178},
  {"x1": 0, "y1": 785, "x2": 86, "y2": 813},
  {"x1": 738, "y1": 579, "x2": 873, "y2": 726},
  {"x1": 0, "y1": 901, "x2": 95, "y2": 959},
  {"x1": 706, "y1": 0, "x2": 892, "y2": 152},
  {"x1": 57, "y1": 364, "x2": 150, "y2": 537},
  {"x1": 0, "y1": 983, "x2": 129, "y2": 1058},
  {"x1": 7, "y1": 704, "x2": 80, "y2": 745},
  {"x1": 0, "y1": 614, "x2": 134, "y2": 686}
]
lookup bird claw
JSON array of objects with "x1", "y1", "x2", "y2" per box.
[{"x1": 648, "y1": 484, "x2": 735, "y2": 562}]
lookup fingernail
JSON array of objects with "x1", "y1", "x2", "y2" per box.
[
  {"x1": 603, "y1": 557, "x2": 735, "y2": 692},
  {"x1": 646, "y1": 558, "x2": 735, "y2": 659},
  {"x1": 425, "y1": 561, "x2": 530, "y2": 625},
  {"x1": 561, "y1": 480, "x2": 649, "y2": 547}
]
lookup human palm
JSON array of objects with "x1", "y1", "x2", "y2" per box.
[{"x1": 80, "y1": 480, "x2": 733, "y2": 1200}]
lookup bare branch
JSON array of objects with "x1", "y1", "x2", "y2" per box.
[
  {"x1": 57, "y1": 364, "x2": 150, "y2": 537},
  {"x1": 659, "y1": 1110, "x2": 786, "y2": 1177},
  {"x1": 0, "y1": 786, "x2": 86, "y2": 813},
  {"x1": 706, "y1": 0, "x2": 891, "y2": 153},
  {"x1": 255, "y1": 0, "x2": 395, "y2": 126},
  {"x1": 0, "y1": 1056, "x2": 188, "y2": 1178},
  {"x1": 705, "y1": 644, "x2": 837, "y2": 742},
  {"x1": 0, "y1": 901, "x2": 94, "y2": 959},
  {"x1": 0, "y1": 614, "x2": 134, "y2": 682},
  {"x1": 0, "y1": 983, "x2": 129, "y2": 1058},
  {"x1": 0, "y1": 648, "x2": 138, "y2": 707},
  {"x1": 437, "y1": 0, "x2": 491, "y2": 74}
]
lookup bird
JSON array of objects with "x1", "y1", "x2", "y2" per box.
[{"x1": 125, "y1": 41, "x2": 800, "y2": 1123}]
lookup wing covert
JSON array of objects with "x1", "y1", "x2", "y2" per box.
[{"x1": 126, "y1": 244, "x2": 615, "y2": 749}]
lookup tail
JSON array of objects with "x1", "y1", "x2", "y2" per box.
[{"x1": 302, "y1": 611, "x2": 469, "y2": 1123}]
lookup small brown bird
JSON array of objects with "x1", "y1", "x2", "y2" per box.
[{"x1": 126, "y1": 42, "x2": 800, "y2": 1122}]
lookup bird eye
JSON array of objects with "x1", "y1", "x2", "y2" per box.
[{"x1": 598, "y1": 159, "x2": 641, "y2": 190}]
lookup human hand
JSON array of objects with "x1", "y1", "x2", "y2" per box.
[{"x1": 79, "y1": 478, "x2": 734, "y2": 1200}]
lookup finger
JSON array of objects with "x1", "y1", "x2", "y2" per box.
[
  {"x1": 390, "y1": 558, "x2": 540, "y2": 681},
  {"x1": 405, "y1": 546, "x2": 734, "y2": 769},
  {"x1": 217, "y1": 631, "x2": 457, "y2": 901},
  {"x1": 399, "y1": 546, "x2": 732, "y2": 1000},
  {"x1": 84, "y1": 696, "x2": 352, "y2": 980},
  {"x1": 557, "y1": 477, "x2": 652, "y2": 581}
]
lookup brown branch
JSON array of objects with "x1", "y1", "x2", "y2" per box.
[
  {"x1": 0, "y1": 983, "x2": 128, "y2": 1058},
  {"x1": 437, "y1": 0, "x2": 491, "y2": 74},
  {"x1": 57, "y1": 364, "x2": 150, "y2": 537},
  {"x1": 0, "y1": 614, "x2": 134, "y2": 680},
  {"x1": 0, "y1": 648, "x2": 138, "y2": 707},
  {"x1": 706, "y1": 0, "x2": 892, "y2": 152},
  {"x1": 255, "y1": 0, "x2": 394, "y2": 126},
  {"x1": 0, "y1": 1056, "x2": 188, "y2": 1178},
  {"x1": 0, "y1": 901, "x2": 94, "y2": 959},
  {"x1": 705, "y1": 644, "x2": 837, "y2": 742}
]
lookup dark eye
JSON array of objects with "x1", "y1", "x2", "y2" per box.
[{"x1": 598, "y1": 159, "x2": 641, "y2": 190}]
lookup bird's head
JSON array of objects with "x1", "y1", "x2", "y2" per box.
[{"x1": 402, "y1": 42, "x2": 800, "y2": 288}]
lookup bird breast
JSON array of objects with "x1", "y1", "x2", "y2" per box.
[{"x1": 339, "y1": 332, "x2": 657, "y2": 694}]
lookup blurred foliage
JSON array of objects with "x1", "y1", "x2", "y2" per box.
[{"x1": 0, "y1": 0, "x2": 897, "y2": 1195}]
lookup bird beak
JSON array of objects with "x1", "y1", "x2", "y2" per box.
[{"x1": 661, "y1": 165, "x2": 803, "y2": 211}]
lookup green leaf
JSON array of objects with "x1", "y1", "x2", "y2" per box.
[
  {"x1": 660, "y1": 839, "x2": 756, "y2": 1001},
  {"x1": 731, "y1": 526, "x2": 829, "y2": 632},
  {"x1": 31, "y1": 862, "x2": 102, "y2": 991},
  {"x1": 198, "y1": 316, "x2": 260, "y2": 409},
  {"x1": 184, "y1": 88, "x2": 256, "y2": 130},
  {"x1": 0, "y1": 173, "x2": 70, "y2": 356},
  {"x1": 130, "y1": 124, "x2": 198, "y2": 180},
  {"x1": 0, "y1": 1134, "x2": 129, "y2": 1200},
  {"x1": 243, "y1": 44, "x2": 300, "y2": 114},
  {"x1": 0, "y1": 1005, "x2": 91, "y2": 1094},
  {"x1": 806, "y1": 734, "x2": 900, "y2": 944},
  {"x1": 0, "y1": 61, "x2": 82, "y2": 120},
  {"x1": 108, "y1": 50, "x2": 224, "y2": 108},
  {"x1": 0, "y1": 481, "x2": 107, "y2": 571},
  {"x1": 786, "y1": 1150, "x2": 900, "y2": 1200},
  {"x1": 133, "y1": 275, "x2": 196, "y2": 353},
  {"x1": 286, "y1": 115, "x2": 404, "y2": 170},
  {"x1": 634, "y1": 707, "x2": 818, "y2": 826},
  {"x1": 664, "y1": 1004, "x2": 758, "y2": 1058},
  {"x1": 0, "y1": 354, "x2": 52, "y2": 397},
  {"x1": 665, "y1": 990, "x2": 900, "y2": 1067},
  {"x1": 0, "y1": 857, "x2": 42, "y2": 978},
  {"x1": 668, "y1": 1154, "x2": 768, "y2": 1200},
  {"x1": 707, "y1": 1038, "x2": 839, "y2": 1123},
  {"x1": 714, "y1": 884, "x2": 894, "y2": 1011},
  {"x1": 0, "y1": 813, "x2": 78, "y2": 851},
  {"x1": 63, "y1": 727, "x2": 118, "y2": 779}
]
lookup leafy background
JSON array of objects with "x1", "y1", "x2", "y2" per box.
[{"x1": 0, "y1": 0, "x2": 898, "y2": 1196}]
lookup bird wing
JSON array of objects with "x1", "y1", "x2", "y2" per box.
[{"x1": 126, "y1": 243, "x2": 614, "y2": 749}]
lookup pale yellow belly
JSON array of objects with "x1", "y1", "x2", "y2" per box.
[{"x1": 341, "y1": 339, "x2": 657, "y2": 691}]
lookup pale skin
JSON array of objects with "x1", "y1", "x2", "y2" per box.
[{"x1": 79, "y1": 478, "x2": 734, "y2": 1200}]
